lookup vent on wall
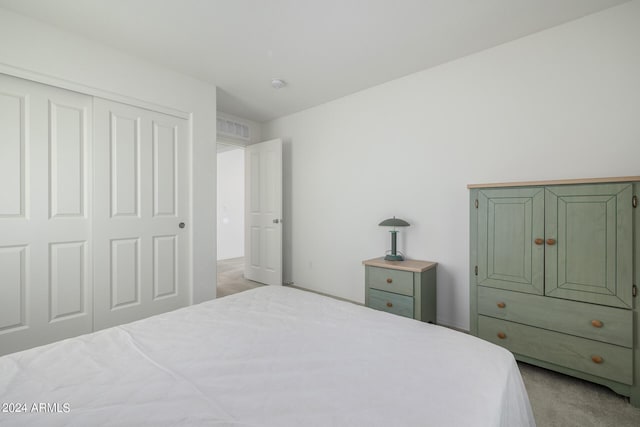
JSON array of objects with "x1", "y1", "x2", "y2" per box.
[{"x1": 217, "y1": 117, "x2": 250, "y2": 141}]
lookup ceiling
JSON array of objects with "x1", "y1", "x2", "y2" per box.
[{"x1": 0, "y1": 0, "x2": 629, "y2": 123}]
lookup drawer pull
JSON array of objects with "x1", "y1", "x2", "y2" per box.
[
  {"x1": 497, "y1": 332, "x2": 506, "y2": 339},
  {"x1": 534, "y1": 238, "x2": 544, "y2": 245},
  {"x1": 591, "y1": 355, "x2": 604, "y2": 364},
  {"x1": 386, "y1": 278, "x2": 393, "y2": 284},
  {"x1": 386, "y1": 302, "x2": 393, "y2": 308},
  {"x1": 546, "y1": 238, "x2": 556, "y2": 246},
  {"x1": 497, "y1": 302, "x2": 506, "y2": 309},
  {"x1": 591, "y1": 319, "x2": 603, "y2": 328}
]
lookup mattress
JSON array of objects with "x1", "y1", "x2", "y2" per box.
[{"x1": 0, "y1": 286, "x2": 535, "y2": 426}]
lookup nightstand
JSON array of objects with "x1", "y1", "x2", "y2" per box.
[{"x1": 363, "y1": 257, "x2": 437, "y2": 323}]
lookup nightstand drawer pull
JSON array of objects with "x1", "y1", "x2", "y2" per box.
[
  {"x1": 386, "y1": 302, "x2": 393, "y2": 308},
  {"x1": 386, "y1": 278, "x2": 393, "y2": 284},
  {"x1": 497, "y1": 302, "x2": 506, "y2": 309},
  {"x1": 592, "y1": 355, "x2": 604, "y2": 364},
  {"x1": 591, "y1": 320, "x2": 603, "y2": 328},
  {"x1": 497, "y1": 332, "x2": 506, "y2": 340}
]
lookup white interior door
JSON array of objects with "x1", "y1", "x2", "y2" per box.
[
  {"x1": 93, "y1": 98, "x2": 190, "y2": 330},
  {"x1": 0, "y1": 74, "x2": 92, "y2": 355},
  {"x1": 244, "y1": 139, "x2": 283, "y2": 286}
]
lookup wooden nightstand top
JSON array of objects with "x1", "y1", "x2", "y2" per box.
[{"x1": 362, "y1": 257, "x2": 437, "y2": 273}]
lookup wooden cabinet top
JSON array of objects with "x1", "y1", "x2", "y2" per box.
[
  {"x1": 467, "y1": 176, "x2": 640, "y2": 189},
  {"x1": 362, "y1": 257, "x2": 437, "y2": 273}
]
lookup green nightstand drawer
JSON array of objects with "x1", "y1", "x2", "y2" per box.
[
  {"x1": 478, "y1": 315, "x2": 633, "y2": 385},
  {"x1": 478, "y1": 286, "x2": 632, "y2": 347},
  {"x1": 367, "y1": 266, "x2": 414, "y2": 296},
  {"x1": 368, "y1": 289, "x2": 414, "y2": 319}
]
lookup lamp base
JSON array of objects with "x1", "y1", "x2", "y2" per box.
[{"x1": 384, "y1": 254, "x2": 404, "y2": 261}]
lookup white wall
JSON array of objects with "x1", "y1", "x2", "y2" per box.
[
  {"x1": 0, "y1": 8, "x2": 218, "y2": 303},
  {"x1": 263, "y1": 1, "x2": 640, "y2": 330},
  {"x1": 217, "y1": 148, "x2": 245, "y2": 260}
]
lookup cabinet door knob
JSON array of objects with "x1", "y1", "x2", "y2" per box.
[
  {"x1": 497, "y1": 302, "x2": 506, "y2": 309},
  {"x1": 179, "y1": 222, "x2": 186, "y2": 229},
  {"x1": 386, "y1": 302, "x2": 393, "y2": 308},
  {"x1": 546, "y1": 238, "x2": 556, "y2": 245},
  {"x1": 591, "y1": 355, "x2": 604, "y2": 364},
  {"x1": 534, "y1": 238, "x2": 544, "y2": 245},
  {"x1": 497, "y1": 332, "x2": 506, "y2": 339},
  {"x1": 386, "y1": 278, "x2": 393, "y2": 284},
  {"x1": 591, "y1": 320, "x2": 603, "y2": 328}
]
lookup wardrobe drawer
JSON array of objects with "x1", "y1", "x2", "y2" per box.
[
  {"x1": 478, "y1": 315, "x2": 632, "y2": 385},
  {"x1": 368, "y1": 289, "x2": 414, "y2": 319},
  {"x1": 478, "y1": 286, "x2": 632, "y2": 348},
  {"x1": 366, "y1": 267, "x2": 414, "y2": 296}
]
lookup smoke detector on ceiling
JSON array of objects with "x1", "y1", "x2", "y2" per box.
[{"x1": 271, "y1": 79, "x2": 287, "y2": 89}]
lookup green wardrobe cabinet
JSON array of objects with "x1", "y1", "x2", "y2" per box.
[{"x1": 469, "y1": 177, "x2": 640, "y2": 407}]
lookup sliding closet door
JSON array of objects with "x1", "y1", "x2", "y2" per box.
[
  {"x1": 93, "y1": 99, "x2": 190, "y2": 330},
  {"x1": 0, "y1": 74, "x2": 92, "y2": 356}
]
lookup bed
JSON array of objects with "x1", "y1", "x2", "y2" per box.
[{"x1": 0, "y1": 286, "x2": 535, "y2": 426}]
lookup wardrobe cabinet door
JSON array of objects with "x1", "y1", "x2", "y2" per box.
[
  {"x1": 476, "y1": 187, "x2": 544, "y2": 295},
  {"x1": 545, "y1": 184, "x2": 633, "y2": 308}
]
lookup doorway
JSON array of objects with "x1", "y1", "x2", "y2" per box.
[{"x1": 216, "y1": 142, "x2": 262, "y2": 297}]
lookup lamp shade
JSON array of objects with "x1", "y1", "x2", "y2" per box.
[
  {"x1": 378, "y1": 217, "x2": 410, "y2": 227},
  {"x1": 378, "y1": 216, "x2": 410, "y2": 261}
]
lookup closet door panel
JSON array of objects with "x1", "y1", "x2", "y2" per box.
[
  {"x1": 49, "y1": 101, "x2": 86, "y2": 218},
  {"x1": 0, "y1": 246, "x2": 27, "y2": 332},
  {"x1": 49, "y1": 241, "x2": 87, "y2": 321},
  {"x1": 45, "y1": 88, "x2": 93, "y2": 343},
  {"x1": 153, "y1": 121, "x2": 178, "y2": 217},
  {"x1": 93, "y1": 99, "x2": 190, "y2": 331},
  {"x1": 153, "y1": 235, "x2": 178, "y2": 299},
  {"x1": 110, "y1": 238, "x2": 141, "y2": 309},
  {"x1": 111, "y1": 112, "x2": 140, "y2": 217},
  {"x1": 0, "y1": 77, "x2": 37, "y2": 356},
  {"x1": 0, "y1": 74, "x2": 92, "y2": 356},
  {"x1": 0, "y1": 91, "x2": 26, "y2": 217}
]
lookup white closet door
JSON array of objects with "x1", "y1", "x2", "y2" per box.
[
  {"x1": 0, "y1": 74, "x2": 92, "y2": 356},
  {"x1": 93, "y1": 99, "x2": 190, "y2": 330}
]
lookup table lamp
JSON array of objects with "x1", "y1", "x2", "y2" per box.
[{"x1": 379, "y1": 216, "x2": 410, "y2": 261}]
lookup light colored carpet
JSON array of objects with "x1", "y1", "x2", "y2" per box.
[
  {"x1": 216, "y1": 259, "x2": 640, "y2": 425},
  {"x1": 519, "y1": 361, "x2": 640, "y2": 426},
  {"x1": 217, "y1": 257, "x2": 263, "y2": 298}
]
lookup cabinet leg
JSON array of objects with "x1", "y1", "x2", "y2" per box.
[{"x1": 630, "y1": 389, "x2": 640, "y2": 408}]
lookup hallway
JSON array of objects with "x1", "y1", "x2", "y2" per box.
[{"x1": 217, "y1": 257, "x2": 263, "y2": 297}]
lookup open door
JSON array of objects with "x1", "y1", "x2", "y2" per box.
[{"x1": 244, "y1": 139, "x2": 282, "y2": 286}]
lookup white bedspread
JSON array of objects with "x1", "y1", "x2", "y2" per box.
[{"x1": 0, "y1": 286, "x2": 534, "y2": 426}]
